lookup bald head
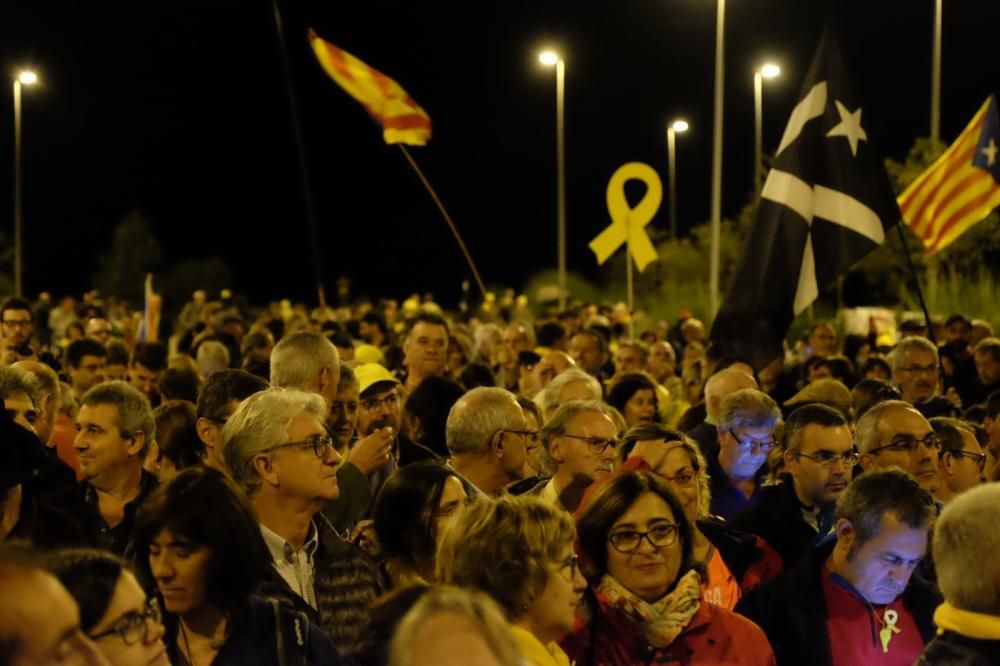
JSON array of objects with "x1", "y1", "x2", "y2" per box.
[{"x1": 704, "y1": 367, "x2": 758, "y2": 421}]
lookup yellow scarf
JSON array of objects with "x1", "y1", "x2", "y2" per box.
[
  {"x1": 934, "y1": 602, "x2": 1000, "y2": 640},
  {"x1": 509, "y1": 625, "x2": 572, "y2": 666}
]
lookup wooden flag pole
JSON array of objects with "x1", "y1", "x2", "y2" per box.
[{"x1": 397, "y1": 145, "x2": 489, "y2": 301}]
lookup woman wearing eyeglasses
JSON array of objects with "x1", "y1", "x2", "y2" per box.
[
  {"x1": 133, "y1": 466, "x2": 338, "y2": 665},
  {"x1": 562, "y1": 469, "x2": 776, "y2": 665},
  {"x1": 437, "y1": 495, "x2": 586, "y2": 666},
  {"x1": 370, "y1": 460, "x2": 468, "y2": 589},
  {"x1": 619, "y1": 425, "x2": 782, "y2": 610},
  {"x1": 47, "y1": 548, "x2": 170, "y2": 666}
]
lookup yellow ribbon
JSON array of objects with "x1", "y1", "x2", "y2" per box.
[{"x1": 589, "y1": 162, "x2": 661, "y2": 272}]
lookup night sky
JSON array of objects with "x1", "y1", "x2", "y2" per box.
[{"x1": 2, "y1": 0, "x2": 998, "y2": 307}]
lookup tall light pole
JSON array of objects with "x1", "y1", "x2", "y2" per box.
[
  {"x1": 753, "y1": 63, "x2": 780, "y2": 200},
  {"x1": 539, "y1": 50, "x2": 567, "y2": 310},
  {"x1": 666, "y1": 119, "x2": 689, "y2": 240},
  {"x1": 709, "y1": 0, "x2": 725, "y2": 317},
  {"x1": 13, "y1": 70, "x2": 38, "y2": 298},
  {"x1": 931, "y1": 0, "x2": 942, "y2": 146}
]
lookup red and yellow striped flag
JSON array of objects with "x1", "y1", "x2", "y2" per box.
[
  {"x1": 308, "y1": 30, "x2": 431, "y2": 146},
  {"x1": 898, "y1": 96, "x2": 1000, "y2": 253}
]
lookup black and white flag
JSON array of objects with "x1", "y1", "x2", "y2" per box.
[{"x1": 710, "y1": 30, "x2": 901, "y2": 370}]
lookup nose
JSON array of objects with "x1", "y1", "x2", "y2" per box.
[
  {"x1": 324, "y1": 444, "x2": 342, "y2": 466},
  {"x1": 573, "y1": 566, "x2": 587, "y2": 592},
  {"x1": 146, "y1": 617, "x2": 166, "y2": 644},
  {"x1": 150, "y1": 554, "x2": 173, "y2": 581}
]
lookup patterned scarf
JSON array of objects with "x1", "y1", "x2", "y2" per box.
[{"x1": 596, "y1": 569, "x2": 702, "y2": 647}]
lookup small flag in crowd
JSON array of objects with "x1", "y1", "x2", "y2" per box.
[
  {"x1": 898, "y1": 95, "x2": 1000, "y2": 253},
  {"x1": 710, "y1": 31, "x2": 900, "y2": 370},
  {"x1": 308, "y1": 30, "x2": 432, "y2": 146}
]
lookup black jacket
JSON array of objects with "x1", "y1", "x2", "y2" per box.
[
  {"x1": 698, "y1": 518, "x2": 783, "y2": 589},
  {"x1": 734, "y1": 540, "x2": 941, "y2": 666},
  {"x1": 729, "y1": 479, "x2": 829, "y2": 568},
  {"x1": 917, "y1": 631, "x2": 1000, "y2": 666}
]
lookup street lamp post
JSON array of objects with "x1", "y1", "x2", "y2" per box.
[
  {"x1": 931, "y1": 0, "x2": 942, "y2": 146},
  {"x1": 539, "y1": 50, "x2": 567, "y2": 310},
  {"x1": 753, "y1": 63, "x2": 780, "y2": 200},
  {"x1": 709, "y1": 0, "x2": 725, "y2": 317},
  {"x1": 13, "y1": 70, "x2": 38, "y2": 298},
  {"x1": 666, "y1": 119, "x2": 689, "y2": 240}
]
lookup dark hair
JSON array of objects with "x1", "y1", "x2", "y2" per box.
[
  {"x1": 930, "y1": 417, "x2": 971, "y2": 454},
  {"x1": 573, "y1": 328, "x2": 608, "y2": 355},
  {"x1": 47, "y1": 549, "x2": 128, "y2": 633},
  {"x1": 154, "y1": 401, "x2": 205, "y2": 469},
  {"x1": 618, "y1": 423, "x2": 687, "y2": 461},
  {"x1": 516, "y1": 396, "x2": 541, "y2": 426},
  {"x1": 361, "y1": 312, "x2": 388, "y2": 336},
  {"x1": 66, "y1": 338, "x2": 107, "y2": 368},
  {"x1": 783, "y1": 404, "x2": 849, "y2": 452},
  {"x1": 158, "y1": 367, "x2": 202, "y2": 403},
  {"x1": 357, "y1": 584, "x2": 431, "y2": 666},
  {"x1": 403, "y1": 377, "x2": 466, "y2": 457},
  {"x1": 458, "y1": 363, "x2": 495, "y2": 391},
  {"x1": 606, "y1": 372, "x2": 659, "y2": 421},
  {"x1": 576, "y1": 470, "x2": 695, "y2": 586},
  {"x1": 861, "y1": 356, "x2": 892, "y2": 379},
  {"x1": 835, "y1": 469, "x2": 935, "y2": 554},
  {"x1": 822, "y1": 355, "x2": 856, "y2": 387},
  {"x1": 133, "y1": 467, "x2": 269, "y2": 616},
  {"x1": 130, "y1": 342, "x2": 167, "y2": 372},
  {"x1": 373, "y1": 461, "x2": 460, "y2": 573},
  {"x1": 851, "y1": 378, "x2": 901, "y2": 421},
  {"x1": 536, "y1": 322, "x2": 566, "y2": 348},
  {"x1": 196, "y1": 369, "x2": 268, "y2": 421},
  {"x1": 327, "y1": 329, "x2": 354, "y2": 351},
  {"x1": 986, "y1": 390, "x2": 1000, "y2": 420},
  {"x1": 241, "y1": 329, "x2": 273, "y2": 357},
  {"x1": 105, "y1": 340, "x2": 130, "y2": 366},
  {"x1": 406, "y1": 313, "x2": 450, "y2": 339},
  {"x1": 0, "y1": 298, "x2": 32, "y2": 322}
]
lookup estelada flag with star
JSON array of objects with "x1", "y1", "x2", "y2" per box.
[
  {"x1": 308, "y1": 29, "x2": 432, "y2": 146},
  {"x1": 710, "y1": 30, "x2": 900, "y2": 371},
  {"x1": 898, "y1": 95, "x2": 1000, "y2": 254}
]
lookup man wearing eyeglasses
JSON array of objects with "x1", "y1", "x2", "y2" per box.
[
  {"x1": 731, "y1": 404, "x2": 855, "y2": 566},
  {"x1": 1, "y1": 297, "x2": 37, "y2": 365},
  {"x1": 535, "y1": 399, "x2": 618, "y2": 512},
  {"x1": 223, "y1": 387, "x2": 383, "y2": 660},
  {"x1": 708, "y1": 388, "x2": 782, "y2": 520},
  {"x1": 891, "y1": 337, "x2": 960, "y2": 419},
  {"x1": 929, "y1": 417, "x2": 985, "y2": 504},
  {"x1": 856, "y1": 400, "x2": 941, "y2": 494}
]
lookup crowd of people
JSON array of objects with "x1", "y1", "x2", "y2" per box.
[{"x1": 1, "y1": 287, "x2": 1000, "y2": 665}]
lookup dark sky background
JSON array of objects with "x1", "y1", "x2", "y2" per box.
[{"x1": 1, "y1": 0, "x2": 998, "y2": 308}]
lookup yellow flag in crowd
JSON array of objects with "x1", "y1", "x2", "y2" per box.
[{"x1": 308, "y1": 30, "x2": 432, "y2": 146}]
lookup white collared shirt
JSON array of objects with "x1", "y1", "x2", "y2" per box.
[{"x1": 260, "y1": 521, "x2": 320, "y2": 609}]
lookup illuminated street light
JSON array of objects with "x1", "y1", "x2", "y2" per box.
[
  {"x1": 667, "y1": 119, "x2": 689, "y2": 239},
  {"x1": 538, "y1": 50, "x2": 567, "y2": 309},
  {"x1": 754, "y1": 62, "x2": 781, "y2": 199},
  {"x1": 13, "y1": 70, "x2": 39, "y2": 297}
]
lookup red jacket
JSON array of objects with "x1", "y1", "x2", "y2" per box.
[{"x1": 560, "y1": 589, "x2": 776, "y2": 666}]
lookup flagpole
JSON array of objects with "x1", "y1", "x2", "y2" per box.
[
  {"x1": 626, "y1": 215, "x2": 634, "y2": 340},
  {"x1": 894, "y1": 221, "x2": 938, "y2": 346},
  {"x1": 397, "y1": 145, "x2": 489, "y2": 301},
  {"x1": 930, "y1": 0, "x2": 942, "y2": 146},
  {"x1": 269, "y1": 0, "x2": 327, "y2": 309}
]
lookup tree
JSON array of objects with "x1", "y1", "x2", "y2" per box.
[{"x1": 93, "y1": 211, "x2": 162, "y2": 303}]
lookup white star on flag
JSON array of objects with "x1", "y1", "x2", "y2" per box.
[
  {"x1": 983, "y1": 138, "x2": 998, "y2": 167},
  {"x1": 826, "y1": 100, "x2": 868, "y2": 156}
]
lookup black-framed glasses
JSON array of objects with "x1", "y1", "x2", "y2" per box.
[
  {"x1": 868, "y1": 433, "x2": 942, "y2": 456},
  {"x1": 360, "y1": 393, "x2": 400, "y2": 411},
  {"x1": 727, "y1": 428, "x2": 775, "y2": 453},
  {"x1": 660, "y1": 468, "x2": 698, "y2": 487},
  {"x1": 1, "y1": 319, "x2": 30, "y2": 328},
  {"x1": 501, "y1": 429, "x2": 538, "y2": 443},
  {"x1": 946, "y1": 449, "x2": 987, "y2": 472},
  {"x1": 554, "y1": 553, "x2": 580, "y2": 582},
  {"x1": 793, "y1": 449, "x2": 860, "y2": 468},
  {"x1": 608, "y1": 523, "x2": 679, "y2": 553},
  {"x1": 90, "y1": 597, "x2": 161, "y2": 646},
  {"x1": 896, "y1": 364, "x2": 938, "y2": 376},
  {"x1": 266, "y1": 434, "x2": 334, "y2": 459},
  {"x1": 562, "y1": 433, "x2": 618, "y2": 455}
]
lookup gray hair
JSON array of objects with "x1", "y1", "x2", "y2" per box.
[
  {"x1": 835, "y1": 468, "x2": 935, "y2": 555},
  {"x1": 80, "y1": 381, "x2": 155, "y2": 457},
  {"x1": 891, "y1": 336, "x2": 937, "y2": 371},
  {"x1": 537, "y1": 399, "x2": 616, "y2": 475},
  {"x1": 196, "y1": 341, "x2": 231, "y2": 377},
  {"x1": 718, "y1": 388, "x2": 782, "y2": 432},
  {"x1": 270, "y1": 331, "x2": 340, "y2": 390},
  {"x1": 445, "y1": 387, "x2": 521, "y2": 456},
  {"x1": 472, "y1": 323, "x2": 501, "y2": 359},
  {"x1": 0, "y1": 366, "x2": 41, "y2": 404},
  {"x1": 934, "y1": 483, "x2": 1000, "y2": 614},
  {"x1": 854, "y1": 400, "x2": 916, "y2": 454},
  {"x1": 538, "y1": 367, "x2": 602, "y2": 417},
  {"x1": 222, "y1": 387, "x2": 328, "y2": 496},
  {"x1": 974, "y1": 337, "x2": 1000, "y2": 362}
]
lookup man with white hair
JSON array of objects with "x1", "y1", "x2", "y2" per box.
[
  {"x1": 222, "y1": 387, "x2": 382, "y2": 661},
  {"x1": 270, "y1": 331, "x2": 341, "y2": 408},
  {"x1": 856, "y1": 400, "x2": 941, "y2": 494},
  {"x1": 685, "y1": 366, "x2": 758, "y2": 456},
  {"x1": 891, "y1": 336, "x2": 958, "y2": 419},
  {"x1": 917, "y1": 483, "x2": 1000, "y2": 663},
  {"x1": 446, "y1": 387, "x2": 531, "y2": 496}
]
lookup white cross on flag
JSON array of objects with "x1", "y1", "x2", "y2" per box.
[{"x1": 710, "y1": 30, "x2": 901, "y2": 371}]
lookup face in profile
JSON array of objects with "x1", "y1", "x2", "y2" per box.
[{"x1": 87, "y1": 570, "x2": 169, "y2": 666}]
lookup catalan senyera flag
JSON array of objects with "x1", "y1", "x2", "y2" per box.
[
  {"x1": 898, "y1": 95, "x2": 1000, "y2": 253},
  {"x1": 308, "y1": 30, "x2": 432, "y2": 146}
]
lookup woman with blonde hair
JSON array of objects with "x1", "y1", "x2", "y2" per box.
[{"x1": 437, "y1": 495, "x2": 586, "y2": 666}]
